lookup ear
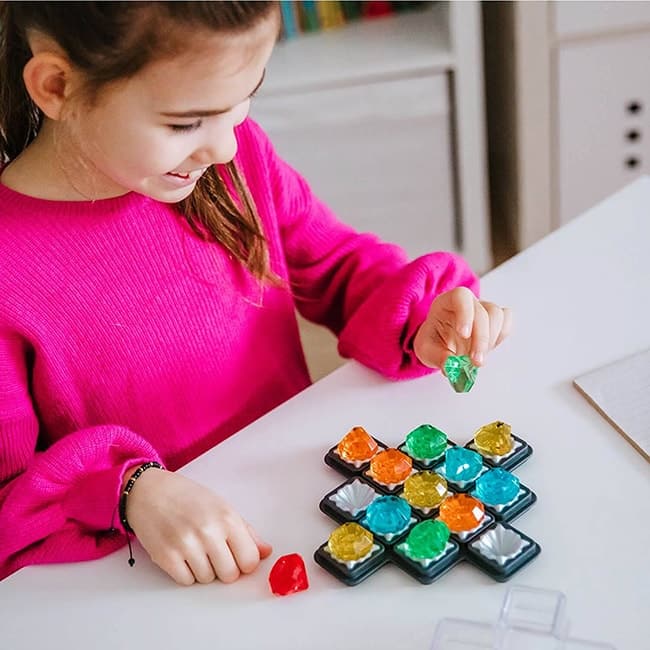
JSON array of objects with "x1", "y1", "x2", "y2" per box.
[{"x1": 22, "y1": 51, "x2": 75, "y2": 120}]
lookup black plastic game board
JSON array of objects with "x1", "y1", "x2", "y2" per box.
[{"x1": 314, "y1": 425, "x2": 541, "y2": 586}]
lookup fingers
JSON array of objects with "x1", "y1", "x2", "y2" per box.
[
  {"x1": 153, "y1": 551, "x2": 196, "y2": 586},
  {"x1": 247, "y1": 522, "x2": 273, "y2": 559},
  {"x1": 448, "y1": 287, "x2": 476, "y2": 338},
  {"x1": 469, "y1": 301, "x2": 490, "y2": 366},
  {"x1": 495, "y1": 307, "x2": 513, "y2": 346}
]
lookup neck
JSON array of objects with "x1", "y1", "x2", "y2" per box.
[{"x1": 1, "y1": 119, "x2": 126, "y2": 202}]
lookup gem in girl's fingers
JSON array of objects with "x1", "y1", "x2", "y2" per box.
[{"x1": 443, "y1": 354, "x2": 478, "y2": 392}]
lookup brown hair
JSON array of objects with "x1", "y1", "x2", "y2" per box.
[{"x1": 0, "y1": 1, "x2": 279, "y2": 282}]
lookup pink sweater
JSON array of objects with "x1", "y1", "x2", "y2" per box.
[{"x1": 0, "y1": 119, "x2": 478, "y2": 579}]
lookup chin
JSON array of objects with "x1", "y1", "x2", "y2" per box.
[{"x1": 143, "y1": 183, "x2": 197, "y2": 203}]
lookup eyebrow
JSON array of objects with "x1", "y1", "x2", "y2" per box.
[{"x1": 160, "y1": 70, "x2": 266, "y2": 119}]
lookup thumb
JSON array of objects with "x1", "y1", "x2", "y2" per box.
[{"x1": 247, "y1": 522, "x2": 273, "y2": 559}]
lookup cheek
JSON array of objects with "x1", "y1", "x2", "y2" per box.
[{"x1": 231, "y1": 99, "x2": 251, "y2": 126}]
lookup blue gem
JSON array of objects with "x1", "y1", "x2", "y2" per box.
[
  {"x1": 474, "y1": 468, "x2": 520, "y2": 505},
  {"x1": 362, "y1": 496, "x2": 411, "y2": 535},
  {"x1": 444, "y1": 447, "x2": 483, "y2": 482}
]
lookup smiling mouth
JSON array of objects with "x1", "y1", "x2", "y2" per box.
[{"x1": 167, "y1": 171, "x2": 191, "y2": 179}]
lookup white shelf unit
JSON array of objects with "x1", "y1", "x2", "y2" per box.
[
  {"x1": 484, "y1": 0, "x2": 650, "y2": 251},
  {"x1": 251, "y1": 1, "x2": 491, "y2": 274}
]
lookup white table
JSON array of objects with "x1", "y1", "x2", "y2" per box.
[{"x1": 2, "y1": 179, "x2": 649, "y2": 649}]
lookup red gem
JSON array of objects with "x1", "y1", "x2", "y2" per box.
[{"x1": 268, "y1": 553, "x2": 309, "y2": 596}]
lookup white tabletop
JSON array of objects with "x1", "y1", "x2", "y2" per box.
[{"x1": 2, "y1": 179, "x2": 649, "y2": 649}]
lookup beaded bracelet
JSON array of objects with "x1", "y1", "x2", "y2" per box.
[{"x1": 119, "y1": 461, "x2": 164, "y2": 534}]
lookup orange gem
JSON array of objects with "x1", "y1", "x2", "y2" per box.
[
  {"x1": 337, "y1": 427, "x2": 378, "y2": 463},
  {"x1": 439, "y1": 494, "x2": 485, "y2": 532},
  {"x1": 369, "y1": 449, "x2": 412, "y2": 485}
]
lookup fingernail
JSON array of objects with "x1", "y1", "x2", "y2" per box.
[
  {"x1": 473, "y1": 352, "x2": 484, "y2": 365},
  {"x1": 460, "y1": 325, "x2": 471, "y2": 338}
]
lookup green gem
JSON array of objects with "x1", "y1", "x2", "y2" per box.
[
  {"x1": 403, "y1": 520, "x2": 450, "y2": 560},
  {"x1": 405, "y1": 424, "x2": 447, "y2": 460},
  {"x1": 443, "y1": 355, "x2": 478, "y2": 393}
]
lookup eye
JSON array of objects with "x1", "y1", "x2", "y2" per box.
[{"x1": 168, "y1": 119, "x2": 203, "y2": 133}]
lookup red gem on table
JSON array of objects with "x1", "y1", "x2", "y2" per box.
[{"x1": 268, "y1": 553, "x2": 309, "y2": 596}]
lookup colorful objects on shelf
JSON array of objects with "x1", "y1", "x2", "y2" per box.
[
  {"x1": 369, "y1": 448, "x2": 412, "y2": 485},
  {"x1": 404, "y1": 424, "x2": 447, "y2": 460},
  {"x1": 474, "y1": 421, "x2": 514, "y2": 456},
  {"x1": 327, "y1": 522, "x2": 374, "y2": 562},
  {"x1": 443, "y1": 354, "x2": 478, "y2": 393},
  {"x1": 403, "y1": 471, "x2": 448, "y2": 509},
  {"x1": 268, "y1": 553, "x2": 309, "y2": 596},
  {"x1": 439, "y1": 494, "x2": 485, "y2": 532},
  {"x1": 337, "y1": 426, "x2": 378, "y2": 463}
]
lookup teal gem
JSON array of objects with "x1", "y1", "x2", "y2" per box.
[
  {"x1": 362, "y1": 496, "x2": 411, "y2": 535},
  {"x1": 444, "y1": 447, "x2": 483, "y2": 482},
  {"x1": 474, "y1": 468, "x2": 520, "y2": 505},
  {"x1": 403, "y1": 520, "x2": 450, "y2": 560},
  {"x1": 405, "y1": 424, "x2": 447, "y2": 460},
  {"x1": 443, "y1": 355, "x2": 478, "y2": 393}
]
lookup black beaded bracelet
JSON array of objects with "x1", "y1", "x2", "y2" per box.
[{"x1": 119, "y1": 461, "x2": 164, "y2": 534}]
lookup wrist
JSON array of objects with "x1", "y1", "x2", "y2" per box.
[{"x1": 119, "y1": 461, "x2": 164, "y2": 533}]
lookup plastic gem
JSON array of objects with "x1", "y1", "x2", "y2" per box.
[
  {"x1": 474, "y1": 468, "x2": 520, "y2": 506},
  {"x1": 329, "y1": 479, "x2": 377, "y2": 515},
  {"x1": 403, "y1": 471, "x2": 448, "y2": 509},
  {"x1": 268, "y1": 553, "x2": 309, "y2": 596},
  {"x1": 439, "y1": 494, "x2": 485, "y2": 532},
  {"x1": 369, "y1": 449, "x2": 412, "y2": 484},
  {"x1": 472, "y1": 524, "x2": 526, "y2": 565},
  {"x1": 327, "y1": 522, "x2": 374, "y2": 562},
  {"x1": 364, "y1": 495, "x2": 411, "y2": 535},
  {"x1": 444, "y1": 446, "x2": 483, "y2": 482},
  {"x1": 443, "y1": 354, "x2": 478, "y2": 393},
  {"x1": 403, "y1": 520, "x2": 450, "y2": 560},
  {"x1": 474, "y1": 420, "x2": 514, "y2": 456},
  {"x1": 337, "y1": 426, "x2": 378, "y2": 462},
  {"x1": 405, "y1": 424, "x2": 447, "y2": 459}
]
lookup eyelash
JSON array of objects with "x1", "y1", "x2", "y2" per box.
[
  {"x1": 167, "y1": 90, "x2": 259, "y2": 133},
  {"x1": 169, "y1": 119, "x2": 203, "y2": 133}
]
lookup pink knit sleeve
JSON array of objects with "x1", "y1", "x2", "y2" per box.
[
  {"x1": 247, "y1": 120, "x2": 479, "y2": 379},
  {"x1": 0, "y1": 328, "x2": 161, "y2": 580}
]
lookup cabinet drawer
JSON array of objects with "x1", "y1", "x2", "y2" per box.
[
  {"x1": 554, "y1": 1, "x2": 650, "y2": 40},
  {"x1": 251, "y1": 74, "x2": 456, "y2": 259},
  {"x1": 557, "y1": 33, "x2": 650, "y2": 223}
]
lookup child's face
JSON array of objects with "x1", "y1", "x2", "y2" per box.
[{"x1": 67, "y1": 16, "x2": 278, "y2": 202}]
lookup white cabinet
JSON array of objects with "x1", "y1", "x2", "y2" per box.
[
  {"x1": 557, "y1": 33, "x2": 650, "y2": 224},
  {"x1": 484, "y1": 0, "x2": 650, "y2": 250},
  {"x1": 252, "y1": 2, "x2": 491, "y2": 272}
]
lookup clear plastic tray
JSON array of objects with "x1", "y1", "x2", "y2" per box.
[{"x1": 431, "y1": 585, "x2": 616, "y2": 649}]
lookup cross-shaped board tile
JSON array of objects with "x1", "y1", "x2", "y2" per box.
[{"x1": 314, "y1": 422, "x2": 541, "y2": 585}]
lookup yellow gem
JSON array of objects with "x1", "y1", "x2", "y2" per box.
[
  {"x1": 403, "y1": 471, "x2": 448, "y2": 509},
  {"x1": 327, "y1": 522, "x2": 374, "y2": 562},
  {"x1": 474, "y1": 421, "x2": 514, "y2": 456}
]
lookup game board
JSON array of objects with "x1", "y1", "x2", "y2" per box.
[{"x1": 314, "y1": 421, "x2": 541, "y2": 586}]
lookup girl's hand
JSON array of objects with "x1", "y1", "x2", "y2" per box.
[
  {"x1": 124, "y1": 468, "x2": 272, "y2": 586},
  {"x1": 413, "y1": 286, "x2": 512, "y2": 371}
]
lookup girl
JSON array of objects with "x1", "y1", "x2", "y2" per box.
[{"x1": 0, "y1": 2, "x2": 511, "y2": 586}]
